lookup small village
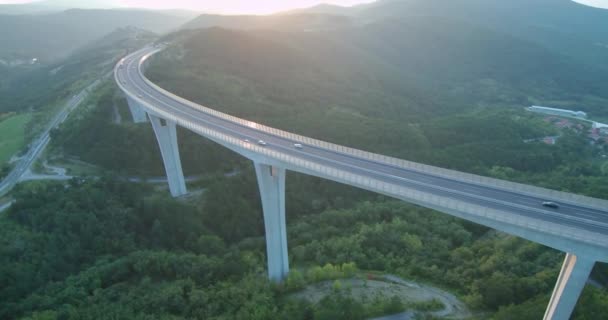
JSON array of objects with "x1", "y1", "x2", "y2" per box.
[{"x1": 525, "y1": 105, "x2": 608, "y2": 145}]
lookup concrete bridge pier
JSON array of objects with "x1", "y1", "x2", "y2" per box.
[
  {"x1": 149, "y1": 114, "x2": 187, "y2": 197},
  {"x1": 544, "y1": 253, "x2": 595, "y2": 320},
  {"x1": 126, "y1": 96, "x2": 148, "y2": 123},
  {"x1": 254, "y1": 162, "x2": 289, "y2": 282}
]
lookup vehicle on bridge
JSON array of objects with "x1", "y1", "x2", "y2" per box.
[{"x1": 542, "y1": 201, "x2": 560, "y2": 209}]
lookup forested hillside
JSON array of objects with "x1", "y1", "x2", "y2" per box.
[
  {"x1": 2, "y1": 0, "x2": 608, "y2": 319},
  {"x1": 2, "y1": 173, "x2": 607, "y2": 319},
  {"x1": 357, "y1": 0, "x2": 608, "y2": 70},
  {"x1": 146, "y1": 24, "x2": 608, "y2": 197},
  {"x1": 0, "y1": 27, "x2": 154, "y2": 114},
  {"x1": 161, "y1": 19, "x2": 608, "y2": 120}
]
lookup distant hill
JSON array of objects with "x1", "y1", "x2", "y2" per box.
[
  {"x1": 352, "y1": 0, "x2": 608, "y2": 70},
  {"x1": 0, "y1": 26, "x2": 155, "y2": 113},
  {"x1": 151, "y1": 15, "x2": 608, "y2": 133},
  {"x1": 279, "y1": 3, "x2": 352, "y2": 16},
  {"x1": 278, "y1": 1, "x2": 379, "y2": 16},
  {"x1": 0, "y1": 9, "x2": 197, "y2": 62},
  {"x1": 181, "y1": 13, "x2": 354, "y2": 32},
  {"x1": 0, "y1": 0, "x2": 124, "y2": 15},
  {"x1": 180, "y1": 0, "x2": 608, "y2": 70}
]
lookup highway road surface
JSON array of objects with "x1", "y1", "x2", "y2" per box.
[{"x1": 117, "y1": 46, "x2": 608, "y2": 245}]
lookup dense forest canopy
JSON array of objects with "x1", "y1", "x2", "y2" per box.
[{"x1": 2, "y1": 174, "x2": 607, "y2": 319}]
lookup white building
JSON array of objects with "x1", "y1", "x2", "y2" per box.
[
  {"x1": 593, "y1": 122, "x2": 608, "y2": 130},
  {"x1": 527, "y1": 106, "x2": 587, "y2": 119}
]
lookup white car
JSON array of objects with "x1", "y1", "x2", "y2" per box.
[
  {"x1": 258, "y1": 140, "x2": 268, "y2": 146},
  {"x1": 243, "y1": 139, "x2": 250, "y2": 143},
  {"x1": 294, "y1": 143, "x2": 303, "y2": 149}
]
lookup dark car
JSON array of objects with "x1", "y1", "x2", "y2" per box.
[{"x1": 542, "y1": 201, "x2": 560, "y2": 209}]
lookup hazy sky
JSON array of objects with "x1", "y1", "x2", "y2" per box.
[
  {"x1": 573, "y1": 0, "x2": 608, "y2": 8},
  {"x1": 0, "y1": 0, "x2": 607, "y2": 13},
  {"x1": 0, "y1": 0, "x2": 376, "y2": 14},
  {"x1": 126, "y1": 0, "x2": 375, "y2": 13}
]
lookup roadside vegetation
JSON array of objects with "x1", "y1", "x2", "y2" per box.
[
  {"x1": 1, "y1": 174, "x2": 607, "y2": 319},
  {"x1": 0, "y1": 27, "x2": 156, "y2": 181}
]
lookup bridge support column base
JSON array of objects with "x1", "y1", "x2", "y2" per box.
[
  {"x1": 254, "y1": 162, "x2": 289, "y2": 282},
  {"x1": 149, "y1": 114, "x2": 187, "y2": 197},
  {"x1": 127, "y1": 96, "x2": 148, "y2": 123},
  {"x1": 543, "y1": 253, "x2": 595, "y2": 320}
]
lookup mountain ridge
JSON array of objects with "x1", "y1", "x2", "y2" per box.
[
  {"x1": 0, "y1": 8, "x2": 197, "y2": 62},
  {"x1": 0, "y1": 0, "x2": 124, "y2": 14}
]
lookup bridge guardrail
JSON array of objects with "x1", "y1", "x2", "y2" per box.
[
  {"x1": 281, "y1": 150, "x2": 608, "y2": 252},
  {"x1": 137, "y1": 89, "x2": 608, "y2": 253},
  {"x1": 119, "y1": 48, "x2": 608, "y2": 254},
  {"x1": 271, "y1": 140, "x2": 608, "y2": 252},
  {"x1": 136, "y1": 48, "x2": 608, "y2": 212}
]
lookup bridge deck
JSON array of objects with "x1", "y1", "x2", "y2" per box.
[{"x1": 116, "y1": 46, "x2": 608, "y2": 258}]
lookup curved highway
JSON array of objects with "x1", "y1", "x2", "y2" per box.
[{"x1": 116, "y1": 46, "x2": 608, "y2": 256}]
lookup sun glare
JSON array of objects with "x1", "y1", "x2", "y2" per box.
[
  {"x1": 4, "y1": 0, "x2": 607, "y2": 13},
  {"x1": 121, "y1": 0, "x2": 374, "y2": 14}
]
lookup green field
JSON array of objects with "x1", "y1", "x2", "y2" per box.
[{"x1": 0, "y1": 113, "x2": 32, "y2": 165}]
